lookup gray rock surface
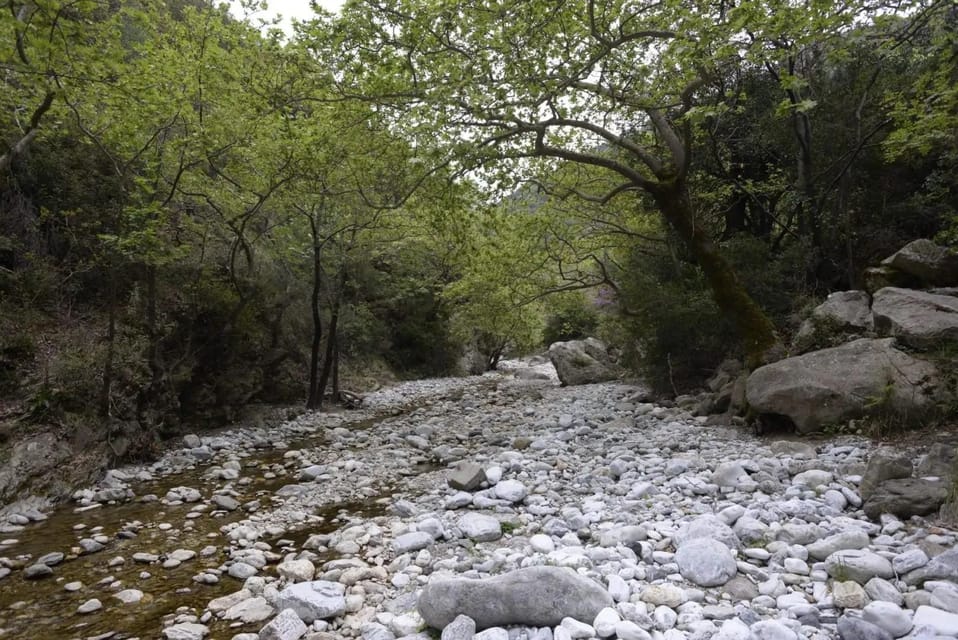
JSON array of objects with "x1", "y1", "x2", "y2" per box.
[
  {"x1": 746, "y1": 338, "x2": 942, "y2": 433},
  {"x1": 793, "y1": 290, "x2": 874, "y2": 353},
  {"x1": 274, "y1": 581, "x2": 346, "y2": 623},
  {"x1": 417, "y1": 566, "x2": 613, "y2": 630},
  {"x1": 872, "y1": 287, "x2": 958, "y2": 350},
  {"x1": 881, "y1": 238, "x2": 958, "y2": 287},
  {"x1": 547, "y1": 338, "x2": 621, "y2": 386},
  {"x1": 674, "y1": 538, "x2": 738, "y2": 587},
  {"x1": 863, "y1": 478, "x2": 949, "y2": 520}
]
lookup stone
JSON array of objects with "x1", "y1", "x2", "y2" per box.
[
  {"x1": 912, "y1": 606, "x2": 958, "y2": 635},
  {"x1": 793, "y1": 290, "x2": 874, "y2": 353},
  {"x1": 224, "y1": 596, "x2": 274, "y2": 623},
  {"x1": 277, "y1": 559, "x2": 315, "y2": 583},
  {"x1": 905, "y1": 547, "x2": 958, "y2": 584},
  {"x1": 673, "y1": 515, "x2": 740, "y2": 550},
  {"x1": 417, "y1": 566, "x2": 613, "y2": 630},
  {"x1": 274, "y1": 581, "x2": 346, "y2": 623},
  {"x1": 833, "y1": 581, "x2": 869, "y2": 609},
  {"x1": 863, "y1": 478, "x2": 949, "y2": 520},
  {"x1": 598, "y1": 525, "x2": 647, "y2": 548},
  {"x1": 78, "y1": 598, "x2": 102, "y2": 614},
  {"x1": 212, "y1": 494, "x2": 240, "y2": 511},
  {"x1": 548, "y1": 338, "x2": 621, "y2": 386},
  {"x1": 228, "y1": 562, "x2": 258, "y2": 579},
  {"x1": 560, "y1": 617, "x2": 595, "y2": 639},
  {"x1": 746, "y1": 338, "x2": 943, "y2": 434},
  {"x1": 493, "y1": 480, "x2": 528, "y2": 503},
  {"x1": 837, "y1": 615, "x2": 893, "y2": 640},
  {"x1": 474, "y1": 628, "x2": 509, "y2": 640},
  {"x1": 862, "y1": 601, "x2": 913, "y2": 637},
  {"x1": 616, "y1": 620, "x2": 653, "y2": 640},
  {"x1": 825, "y1": 549, "x2": 894, "y2": 584},
  {"x1": 530, "y1": 534, "x2": 555, "y2": 553},
  {"x1": 393, "y1": 532, "x2": 434, "y2": 555},
  {"x1": 641, "y1": 584, "x2": 687, "y2": 609},
  {"x1": 893, "y1": 549, "x2": 930, "y2": 575},
  {"x1": 441, "y1": 614, "x2": 476, "y2": 640},
  {"x1": 23, "y1": 564, "x2": 53, "y2": 579},
  {"x1": 258, "y1": 608, "x2": 307, "y2": 640},
  {"x1": 674, "y1": 538, "x2": 737, "y2": 587},
  {"x1": 860, "y1": 450, "x2": 914, "y2": 499},
  {"x1": 881, "y1": 239, "x2": 958, "y2": 287},
  {"x1": 865, "y1": 577, "x2": 904, "y2": 606},
  {"x1": 750, "y1": 620, "x2": 798, "y2": 640},
  {"x1": 114, "y1": 588, "x2": 144, "y2": 604},
  {"x1": 792, "y1": 469, "x2": 833, "y2": 489},
  {"x1": 448, "y1": 462, "x2": 486, "y2": 491},
  {"x1": 808, "y1": 530, "x2": 870, "y2": 561},
  {"x1": 162, "y1": 623, "x2": 209, "y2": 640},
  {"x1": 872, "y1": 287, "x2": 958, "y2": 350},
  {"x1": 458, "y1": 513, "x2": 501, "y2": 542},
  {"x1": 593, "y1": 607, "x2": 620, "y2": 637}
]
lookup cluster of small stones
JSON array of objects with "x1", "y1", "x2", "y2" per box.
[{"x1": 0, "y1": 359, "x2": 956, "y2": 640}]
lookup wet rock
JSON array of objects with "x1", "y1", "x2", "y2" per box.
[
  {"x1": 114, "y1": 588, "x2": 144, "y2": 604},
  {"x1": 23, "y1": 564, "x2": 53, "y2": 579},
  {"x1": 77, "y1": 598, "x2": 102, "y2": 614},
  {"x1": 162, "y1": 622, "x2": 209, "y2": 640},
  {"x1": 417, "y1": 566, "x2": 613, "y2": 630}
]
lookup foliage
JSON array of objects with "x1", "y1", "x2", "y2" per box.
[{"x1": 542, "y1": 292, "x2": 600, "y2": 346}]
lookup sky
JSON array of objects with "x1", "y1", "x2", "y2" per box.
[{"x1": 230, "y1": 0, "x2": 345, "y2": 34}]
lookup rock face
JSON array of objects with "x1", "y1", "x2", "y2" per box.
[
  {"x1": 417, "y1": 566, "x2": 613, "y2": 630},
  {"x1": 863, "y1": 478, "x2": 949, "y2": 520},
  {"x1": 547, "y1": 338, "x2": 620, "y2": 386},
  {"x1": 274, "y1": 581, "x2": 346, "y2": 623},
  {"x1": 881, "y1": 238, "x2": 958, "y2": 287},
  {"x1": 793, "y1": 290, "x2": 874, "y2": 354},
  {"x1": 872, "y1": 287, "x2": 958, "y2": 350},
  {"x1": 745, "y1": 338, "x2": 942, "y2": 434}
]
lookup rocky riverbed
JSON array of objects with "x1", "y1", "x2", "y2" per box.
[{"x1": 0, "y1": 359, "x2": 956, "y2": 640}]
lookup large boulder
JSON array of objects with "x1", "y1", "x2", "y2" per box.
[
  {"x1": 547, "y1": 338, "x2": 621, "y2": 386},
  {"x1": 872, "y1": 287, "x2": 958, "y2": 350},
  {"x1": 863, "y1": 478, "x2": 949, "y2": 520},
  {"x1": 792, "y1": 290, "x2": 873, "y2": 354},
  {"x1": 746, "y1": 338, "x2": 942, "y2": 434},
  {"x1": 417, "y1": 566, "x2": 613, "y2": 630},
  {"x1": 881, "y1": 239, "x2": 958, "y2": 287}
]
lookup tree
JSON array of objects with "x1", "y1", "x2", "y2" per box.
[{"x1": 336, "y1": 0, "x2": 943, "y2": 365}]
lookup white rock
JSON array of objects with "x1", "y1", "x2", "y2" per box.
[
  {"x1": 530, "y1": 534, "x2": 555, "y2": 553},
  {"x1": 593, "y1": 607, "x2": 620, "y2": 637},
  {"x1": 863, "y1": 601, "x2": 913, "y2": 637},
  {"x1": 258, "y1": 608, "x2": 307, "y2": 640},
  {"x1": 913, "y1": 606, "x2": 958, "y2": 635},
  {"x1": 560, "y1": 617, "x2": 595, "y2": 639},
  {"x1": 458, "y1": 513, "x2": 501, "y2": 542},
  {"x1": 674, "y1": 538, "x2": 737, "y2": 587},
  {"x1": 77, "y1": 598, "x2": 102, "y2": 614},
  {"x1": 493, "y1": 480, "x2": 528, "y2": 503}
]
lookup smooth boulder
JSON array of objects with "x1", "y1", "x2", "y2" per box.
[
  {"x1": 881, "y1": 239, "x2": 958, "y2": 287},
  {"x1": 863, "y1": 478, "x2": 949, "y2": 520},
  {"x1": 274, "y1": 581, "x2": 346, "y2": 623},
  {"x1": 547, "y1": 338, "x2": 621, "y2": 386},
  {"x1": 872, "y1": 287, "x2": 958, "y2": 350},
  {"x1": 746, "y1": 338, "x2": 941, "y2": 434},
  {"x1": 417, "y1": 566, "x2": 613, "y2": 630}
]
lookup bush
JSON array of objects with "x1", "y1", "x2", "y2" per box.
[{"x1": 542, "y1": 292, "x2": 599, "y2": 346}]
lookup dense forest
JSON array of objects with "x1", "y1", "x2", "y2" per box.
[{"x1": 0, "y1": 0, "x2": 955, "y2": 463}]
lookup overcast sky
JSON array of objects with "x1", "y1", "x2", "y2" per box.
[{"x1": 231, "y1": 0, "x2": 345, "y2": 34}]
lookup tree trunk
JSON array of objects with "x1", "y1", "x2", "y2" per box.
[
  {"x1": 99, "y1": 267, "x2": 117, "y2": 418},
  {"x1": 651, "y1": 180, "x2": 780, "y2": 368},
  {"x1": 306, "y1": 239, "x2": 323, "y2": 410},
  {"x1": 317, "y1": 266, "x2": 346, "y2": 407}
]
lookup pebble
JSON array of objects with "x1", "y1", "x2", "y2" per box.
[{"x1": 1, "y1": 359, "x2": 955, "y2": 640}]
